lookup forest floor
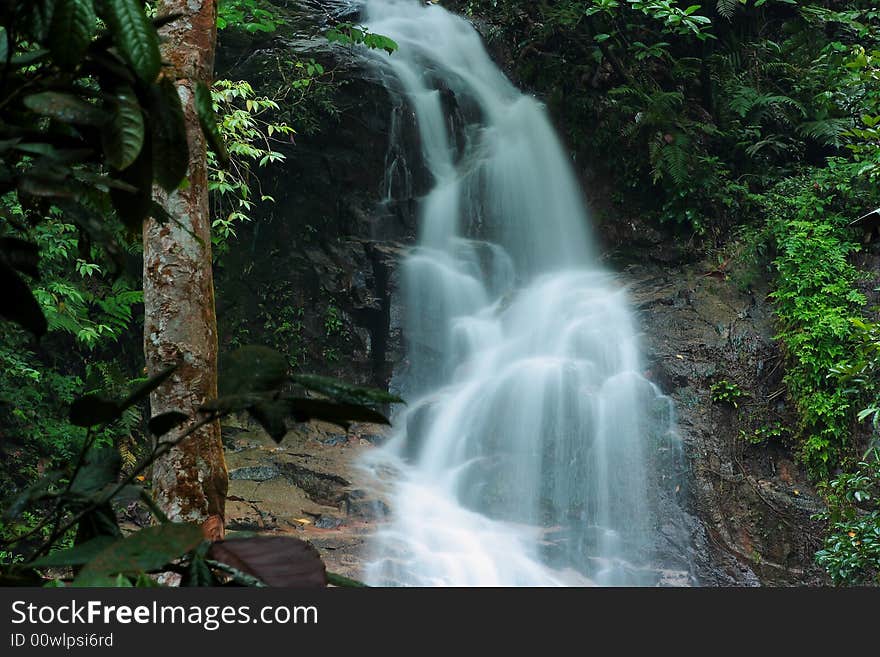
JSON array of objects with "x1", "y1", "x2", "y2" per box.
[{"x1": 220, "y1": 420, "x2": 392, "y2": 581}]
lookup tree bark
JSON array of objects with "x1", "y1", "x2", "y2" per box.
[{"x1": 143, "y1": 0, "x2": 227, "y2": 526}]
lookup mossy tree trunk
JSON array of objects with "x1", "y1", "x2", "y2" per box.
[{"x1": 143, "y1": 0, "x2": 227, "y2": 531}]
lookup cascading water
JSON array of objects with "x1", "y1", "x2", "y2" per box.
[{"x1": 360, "y1": 0, "x2": 692, "y2": 586}]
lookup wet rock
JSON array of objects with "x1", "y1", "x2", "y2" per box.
[
  {"x1": 229, "y1": 465, "x2": 282, "y2": 482},
  {"x1": 623, "y1": 258, "x2": 828, "y2": 586},
  {"x1": 273, "y1": 461, "x2": 351, "y2": 506},
  {"x1": 319, "y1": 434, "x2": 350, "y2": 447},
  {"x1": 314, "y1": 515, "x2": 345, "y2": 529}
]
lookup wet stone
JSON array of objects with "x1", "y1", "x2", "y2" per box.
[{"x1": 229, "y1": 465, "x2": 282, "y2": 482}]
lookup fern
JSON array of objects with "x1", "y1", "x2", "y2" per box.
[
  {"x1": 797, "y1": 118, "x2": 854, "y2": 147},
  {"x1": 716, "y1": 0, "x2": 741, "y2": 20},
  {"x1": 650, "y1": 136, "x2": 692, "y2": 186}
]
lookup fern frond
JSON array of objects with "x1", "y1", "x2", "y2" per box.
[
  {"x1": 716, "y1": 0, "x2": 741, "y2": 20},
  {"x1": 797, "y1": 118, "x2": 854, "y2": 147}
]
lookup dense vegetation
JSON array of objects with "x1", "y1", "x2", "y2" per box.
[{"x1": 0, "y1": 0, "x2": 397, "y2": 586}]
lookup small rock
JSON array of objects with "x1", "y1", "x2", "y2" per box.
[
  {"x1": 229, "y1": 465, "x2": 281, "y2": 482},
  {"x1": 319, "y1": 434, "x2": 349, "y2": 447},
  {"x1": 314, "y1": 515, "x2": 344, "y2": 529}
]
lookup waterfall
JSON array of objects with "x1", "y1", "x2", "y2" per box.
[{"x1": 360, "y1": 0, "x2": 692, "y2": 586}]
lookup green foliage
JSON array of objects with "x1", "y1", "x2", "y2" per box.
[
  {"x1": 326, "y1": 23, "x2": 399, "y2": 54},
  {"x1": 815, "y1": 453, "x2": 880, "y2": 585},
  {"x1": 710, "y1": 379, "x2": 746, "y2": 407},
  {"x1": 1, "y1": 345, "x2": 397, "y2": 584},
  {"x1": 762, "y1": 160, "x2": 871, "y2": 478},
  {"x1": 208, "y1": 79, "x2": 295, "y2": 246},
  {"x1": 740, "y1": 422, "x2": 788, "y2": 446},
  {"x1": 217, "y1": 0, "x2": 285, "y2": 33}
]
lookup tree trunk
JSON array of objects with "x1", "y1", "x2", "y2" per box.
[{"x1": 143, "y1": 0, "x2": 227, "y2": 528}]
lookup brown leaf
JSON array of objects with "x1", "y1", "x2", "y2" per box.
[
  {"x1": 208, "y1": 536, "x2": 327, "y2": 587},
  {"x1": 201, "y1": 514, "x2": 225, "y2": 542}
]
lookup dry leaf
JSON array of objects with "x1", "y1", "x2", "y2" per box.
[
  {"x1": 208, "y1": 536, "x2": 327, "y2": 587},
  {"x1": 202, "y1": 514, "x2": 225, "y2": 542}
]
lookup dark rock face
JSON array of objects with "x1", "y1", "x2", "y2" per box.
[
  {"x1": 625, "y1": 261, "x2": 827, "y2": 585},
  {"x1": 213, "y1": 1, "x2": 422, "y2": 390}
]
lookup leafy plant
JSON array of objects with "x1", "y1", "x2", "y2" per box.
[
  {"x1": 217, "y1": 0, "x2": 285, "y2": 34},
  {"x1": 1, "y1": 345, "x2": 401, "y2": 586},
  {"x1": 815, "y1": 453, "x2": 880, "y2": 585},
  {"x1": 710, "y1": 379, "x2": 747, "y2": 407}
]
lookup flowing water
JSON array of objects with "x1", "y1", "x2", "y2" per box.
[{"x1": 360, "y1": 0, "x2": 691, "y2": 586}]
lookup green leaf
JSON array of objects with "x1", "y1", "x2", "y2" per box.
[
  {"x1": 148, "y1": 410, "x2": 189, "y2": 436},
  {"x1": 23, "y1": 91, "x2": 109, "y2": 127},
  {"x1": 102, "y1": 85, "x2": 145, "y2": 170},
  {"x1": 27, "y1": 0, "x2": 57, "y2": 41},
  {"x1": 247, "y1": 401, "x2": 288, "y2": 442},
  {"x1": 200, "y1": 393, "x2": 266, "y2": 414},
  {"x1": 28, "y1": 536, "x2": 117, "y2": 568},
  {"x1": 2, "y1": 472, "x2": 63, "y2": 521},
  {"x1": 69, "y1": 394, "x2": 120, "y2": 427},
  {"x1": 284, "y1": 397, "x2": 391, "y2": 428},
  {"x1": 74, "y1": 523, "x2": 203, "y2": 585},
  {"x1": 147, "y1": 78, "x2": 189, "y2": 192},
  {"x1": 327, "y1": 571, "x2": 368, "y2": 587},
  {"x1": 290, "y1": 373, "x2": 404, "y2": 406},
  {"x1": 10, "y1": 49, "x2": 50, "y2": 68},
  {"x1": 184, "y1": 541, "x2": 215, "y2": 587},
  {"x1": 195, "y1": 81, "x2": 229, "y2": 166},
  {"x1": 122, "y1": 364, "x2": 177, "y2": 410},
  {"x1": 220, "y1": 345, "x2": 287, "y2": 396},
  {"x1": 49, "y1": 0, "x2": 98, "y2": 68},
  {"x1": 0, "y1": 26, "x2": 8, "y2": 63},
  {"x1": 70, "y1": 447, "x2": 121, "y2": 496},
  {"x1": 0, "y1": 259, "x2": 48, "y2": 337},
  {"x1": 109, "y1": 136, "x2": 153, "y2": 229},
  {"x1": 98, "y1": 0, "x2": 162, "y2": 83}
]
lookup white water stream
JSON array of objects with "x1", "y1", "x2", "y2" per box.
[{"x1": 360, "y1": 0, "x2": 689, "y2": 586}]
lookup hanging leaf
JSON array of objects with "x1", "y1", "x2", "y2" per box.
[
  {"x1": 291, "y1": 373, "x2": 404, "y2": 406},
  {"x1": 220, "y1": 345, "x2": 287, "y2": 395},
  {"x1": 285, "y1": 397, "x2": 391, "y2": 428},
  {"x1": 208, "y1": 536, "x2": 327, "y2": 587},
  {"x1": 0, "y1": 259, "x2": 47, "y2": 337},
  {"x1": 194, "y1": 81, "x2": 229, "y2": 166},
  {"x1": 247, "y1": 401, "x2": 288, "y2": 443},
  {"x1": 70, "y1": 447, "x2": 121, "y2": 496},
  {"x1": 200, "y1": 393, "x2": 265, "y2": 414},
  {"x1": 2, "y1": 472, "x2": 63, "y2": 521},
  {"x1": 28, "y1": 536, "x2": 117, "y2": 568},
  {"x1": 185, "y1": 542, "x2": 215, "y2": 587},
  {"x1": 0, "y1": 26, "x2": 8, "y2": 63},
  {"x1": 75, "y1": 523, "x2": 203, "y2": 585},
  {"x1": 49, "y1": 0, "x2": 98, "y2": 68},
  {"x1": 147, "y1": 410, "x2": 188, "y2": 436},
  {"x1": 10, "y1": 49, "x2": 50, "y2": 68},
  {"x1": 148, "y1": 77, "x2": 189, "y2": 191},
  {"x1": 27, "y1": 0, "x2": 57, "y2": 41},
  {"x1": 102, "y1": 85, "x2": 145, "y2": 170},
  {"x1": 327, "y1": 572, "x2": 368, "y2": 587},
  {"x1": 69, "y1": 394, "x2": 120, "y2": 427},
  {"x1": 76, "y1": 504, "x2": 122, "y2": 542},
  {"x1": 109, "y1": 136, "x2": 152, "y2": 229},
  {"x1": 98, "y1": 0, "x2": 162, "y2": 83},
  {"x1": 23, "y1": 92, "x2": 109, "y2": 127},
  {"x1": 121, "y1": 364, "x2": 176, "y2": 409}
]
